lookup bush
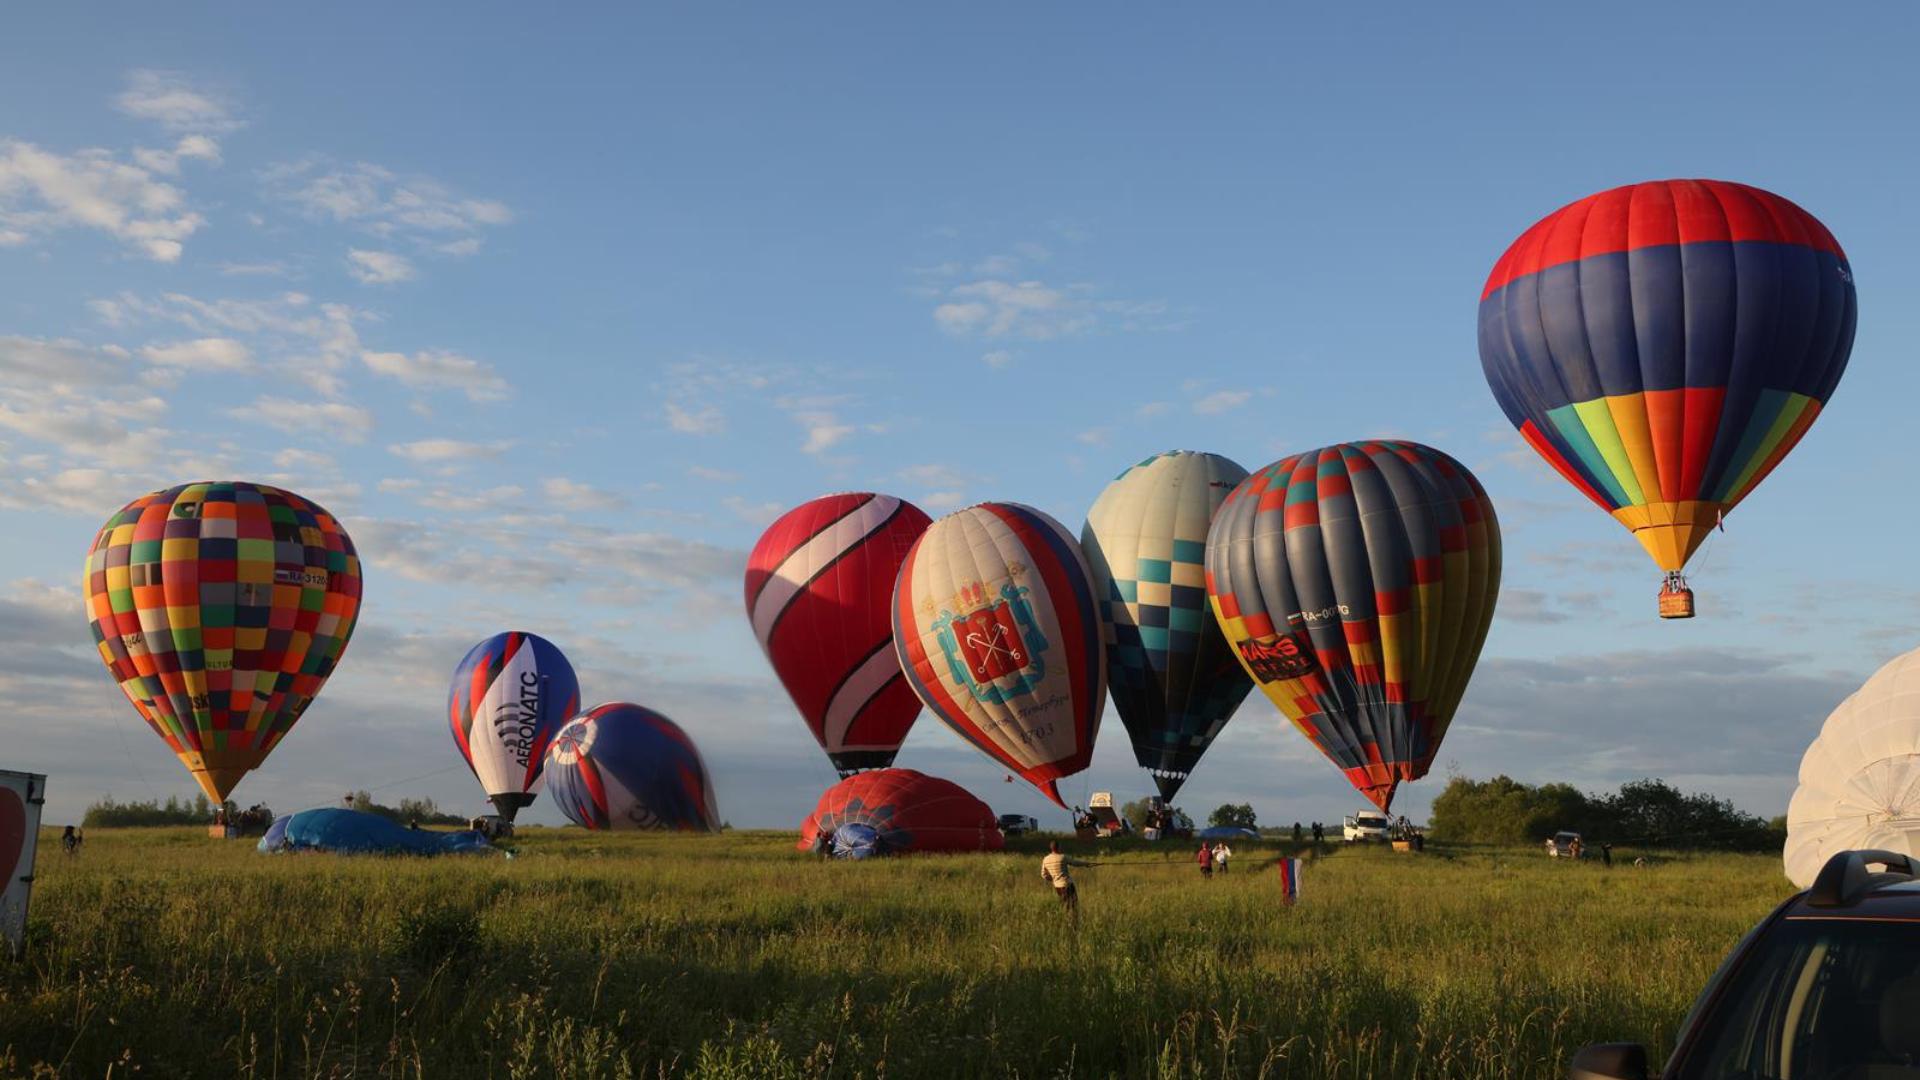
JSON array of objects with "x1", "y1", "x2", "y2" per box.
[
  {"x1": 1428, "y1": 774, "x2": 1781, "y2": 852},
  {"x1": 1208, "y1": 803, "x2": 1257, "y2": 829},
  {"x1": 83, "y1": 794, "x2": 220, "y2": 827}
]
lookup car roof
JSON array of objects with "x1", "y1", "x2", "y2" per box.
[{"x1": 1786, "y1": 879, "x2": 1920, "y2": 921}]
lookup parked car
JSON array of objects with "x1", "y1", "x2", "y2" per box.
[
  {"x1": 1547, "y1": 830, "x2": 1583, "y2": 857},
  {"x1": 1343, "y1": 811, "x2": 1390, "y2": 842},
  {"x1": 995, "y1": 813, "x2": 1039, "y2": 836},
  {"x1": 1568, "y1": 849, "x2": 1920, "y2": 1079}
]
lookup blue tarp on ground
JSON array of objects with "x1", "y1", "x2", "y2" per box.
[
  {"x1": 1197, "y1": 826, "x2": 1259, "y2": 840},
  {"x1": 258, "y1": 808, "x2": 493, "y2": 856}
]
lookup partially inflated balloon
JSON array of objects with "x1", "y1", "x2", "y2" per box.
[
  {"x1": 544, "y1": 704, "x2": 720, "y2": 832},
  {"x1": 1082, "y1": 451, "x2": 1254, "y2": 799},
  {"x1": 1479, "y1": 179, "x2": 1854, "y2": 614},
  {"x1": 84, "y1": 482, "x2": 362, "y2": 803},
  {"x1": 746, "y1": 493, "x2": 932, "y2": 775},
  {"x1": 796, "y1": 768, "x2": 1004, "y2": 857},
  {"x1": 893, "y1": 503, "x2": 1106, "y2": 807},
  {"x1": 448, "y1": 631, "x2": 580, "y2": 820},
  {"x1": 1785, "y1": 648, "x2": 1920, "y2": 888},
  {"x1": 1206, "y1": 442, "x2": 1499, "y2": 811}
]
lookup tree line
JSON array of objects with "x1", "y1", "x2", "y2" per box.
[
  {"x1": 1427, "y1": 774, "x2": 1786, "y2": 851},
  {"x1": 82, "y1": 791, "x2": 468, "y2": 828}
]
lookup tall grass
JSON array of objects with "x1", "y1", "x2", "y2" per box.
[{"x1": 0, "y1": 829, "x2": 1789, "y2": 1078}]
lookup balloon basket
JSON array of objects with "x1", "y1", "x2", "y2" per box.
[
  {"x1": 1658, "y1": 575, "x2": 1695, "y2": 620},
  {"x1": 206, "y1": 824, "x2": 237, "y2": 840}
]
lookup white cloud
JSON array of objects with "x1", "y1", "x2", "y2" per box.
[
  {"x1": 982, "y1": 349, "x2": 1014, "y2": 368},
  {"x1": 345, "y1": 248, "x2": 415, "y2": 285},
  {"x1": 273, "y1": 448, "x2": 336, "y2": 471},
  {"x1": 216, "y1": 260, "x2": 289, "y2": 277},
  {"x1": 114, "y1": 70, "x2": 241, "y2": 134},
  {"x1": 361, "y1": 349, "x2": 507, "y2": 401},
  {"x1": 0, "y1": 335, "x2": 138, "y2": 386},
  {"x1": 722, "y1": 496, "x2": 785, "y2": 527},
  {"x1": 264, "y1": 160, "x2": 510, "y2": 257},
  {"x1": 687, "y1": 465, "x2": 740, "y2": 483},
  {"x1": 1136, "y1": 401, "x2": 1171, "y2": 418},
  {"x1": 542, "y1": 478, "x2": 624, "y2": 511},
  {"x1": 1192, "y1": 390, "x2": 1250, "y2": 415},
  {"x1": 1076, "y1": 428, "x2": 1111, "y2": 446},
  {"x1": 141, "y1": 337, "x2": 252, "y2": 372},
  {"x1": 387, "y1": 438, "x2": 510, "y2": 464},
  {"x1": 0, "y1": 139, "x2": 205, "y2": 261},
  {"x1": 666, "y1": 401, "x2": 725, "y2": 435},
  {"x1": 94, "y1": 291, "x2": 369, "y2": 399},
  {"x1": 933, "y1": 279, "x2": 1092, "y2": 340},
  {"x1": 795, "y1": 411, "x2": 854, "y2": 455},
  {"x1": 132, "y1": 135, "x2": 222, "y2": 176},
  {"x1": 229, "y1": 396, "x2": 374, "y2": 443}
]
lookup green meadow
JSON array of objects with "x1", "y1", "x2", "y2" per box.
[{"x1": 1, "y1": 828, "x2": 1790, "y2": 1078}]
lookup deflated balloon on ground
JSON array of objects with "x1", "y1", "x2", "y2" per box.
[{"x1": 544, "y1": 703, "x2": 721, "y2": 832}]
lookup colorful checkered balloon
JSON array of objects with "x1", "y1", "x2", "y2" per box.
[{"x1": 83, "y1": 482, "x2": 363, "y2": 804}]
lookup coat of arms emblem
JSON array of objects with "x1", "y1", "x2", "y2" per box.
[{"x1": 933, "y1": 582, "x2": 1049, "y2": 703}]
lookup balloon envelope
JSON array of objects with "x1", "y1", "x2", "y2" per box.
[
  {"x1": 544, "y1": 704, "x2": 721, "y2": 832},
  {"x1": 796, "y1": 768, "x2": 1004, "y2": 856},
  {"x1": 257, "y1": 809, "x2": 492, "y2": 856},
  {"x1": 1479, "y1": 179, "x2": 1855, "y2": 575},
  {"x1": 448, "y1": 631, "x2": 581, "y2": 820},
  {"x1": 1205, "y1": 442, "x2": 1500, "y2": 811},
  {"x1": 83, "y1": 481, "x2": 362, "y2": 803},
  {"x1": 1785, "y1": 648, "x2": 1920, "y2": 888},
  {"x1": 746, "y1": 493, "x2": 931, "y2": 774},
  {"x1": 893, "y1": 503, "x2": 1107, "y2": 807},
  {"x1": 1082, "y1": 451, "x2": 1254, "y2": 799}
]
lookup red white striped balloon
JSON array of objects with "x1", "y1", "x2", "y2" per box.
[{"x1": 746, "y1": 493, "x2": 933, "y2": 775}]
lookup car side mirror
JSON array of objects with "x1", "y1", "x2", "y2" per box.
[{"x1": 1568, "y1": 1043, "x2": 1648, "y2": 1080}]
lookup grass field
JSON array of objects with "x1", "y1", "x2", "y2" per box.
[{"x1": 0, "y1": 828, "x2": 1792, "y2": 1079}]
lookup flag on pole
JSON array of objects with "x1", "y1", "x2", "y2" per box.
[{"x1": 1276, "y1": 857, "x2": 1301, "y2": 905}]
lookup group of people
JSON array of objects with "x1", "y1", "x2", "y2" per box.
[
  {"x1": 60, "y1": 825, "x2": 83, "y2": 857},
  {"x1": 1290, "y1": 822, "x2": 1328, "y2": 848},
  {"x1": 1196, "y1": 839, "x2": 1234, "y2": 876}
]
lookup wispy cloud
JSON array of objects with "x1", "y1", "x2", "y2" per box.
[
  {"x1": 140, "y1": 337, "x2": 252, "y2": 372},
  {"x1": 114, "y1": 70, "x2": 241, "y2": 134},
  {"x1": 345, "y1": 248, "x2": 415, "y2": 285},
  {"x1": 361, "y1": 349, "x2": 507, "y2": 401},
  {"x1": 388, "y1": 438, "x2": 510, "y2": 465},
  {"x1": 264, "y1": 159, "x2": 510, "y2": 262},
  {"x1": 230, "y1": 396, "x2": 374, "y2": 443},
  {"x1": 0, "y1": 139, "x2": 206, "y2": 261},
  {"x1": 1192, "y1": 389, "x2": 1250, "y2": 415}
]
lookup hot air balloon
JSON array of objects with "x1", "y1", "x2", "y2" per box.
[
  {"x1": 1785, "y1": 648, "x2": 1920, "y2": 888},
  {"x1": 448, "y1": 632, "x2": 580, "y2": 820},
  {"x1": 544, "y1": 703, "x2": 720, "y2": 832},
  {"x1": 258, "y1": 809, "x2": 492, "y2": 856},
  {"x1": 1205, "y1": 442, "x2": 1500, "y2": 812},
  {"x1": 1082, "y1": 451, "x2": 1255, "y2": 799},
  {"x1": 746, "y1": 493, "x2": 932, "y2": 776},
  {"x1": 795, "y1": 768, "x2": 1004, "y2": 858},
  {"x1": 893, "y1": 503, "x2": 1106, "y2": 807},
  {"x1": 1478, "y1": 179, "x2": 1855, "y2": 618},
  {"x1": 83, "y1": 482, "x2": 362, "y2": 804}
]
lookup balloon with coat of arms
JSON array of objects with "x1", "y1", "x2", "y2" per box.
[{"x1": 891, "y1": 502, "x2": 1107, "y2": 808}]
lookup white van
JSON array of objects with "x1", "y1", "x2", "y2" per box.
[{"x1": 1343, "y1": 811, "x2": 1390, "y2": 842}]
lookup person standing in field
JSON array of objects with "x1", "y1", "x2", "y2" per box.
[
  {"x1": 1197, "y1": 841, "x2": 1213, "y2": 879},
  {"x1": 1292, "y1": 822, "x2": 1302, "y2": 844},
  {"x1": 1602, "y1": 842, "x2": 1613, "y2": 868},
  {"x1": 1213, "y1": 840, "x2": 1233, "y2": 874},
  {"x1": 1040, "y1": 841, "x2": 1087, "y2": 925}
]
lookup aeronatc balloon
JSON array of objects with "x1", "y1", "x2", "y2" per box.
[
  {"x1": 1082, "y1": 451, "x2": 1255, "y2": 799},
  {"x1": 83, "y1": 482, "x2": 362, "y2": 804},
  {"x1": 1479, "y1": 179, "x2": 1855, "y2": 618},
  {"x1": 746, "y1": 493, "x2": 932, "y2": 775},
  {"x1": 1205, "y1": 442, "x2": 1500, "y2": 812},
  {"x1": 1785, "y1": 647, "x2": 1920, "y2": 888},
  {"x1": 795, "y1": 768, "x2": 1004, "y2": 858},
  {"x1": 893, "y1": 503, "x2": 1106, "y2": 808},
  {"x1": 544, "y1": 703, "x2": 720, "y2": 832},
  {"x1": 448, "y1": 631, "x2": 580, "y2": 820}
]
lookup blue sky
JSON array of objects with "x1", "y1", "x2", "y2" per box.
[{"x1": 3, "y1": 6, "x2": 1917, "y2": 828}]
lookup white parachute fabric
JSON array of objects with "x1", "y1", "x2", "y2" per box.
[{"x1": 1785, "y1": 646, "x2": 1920, "y2": 888}]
